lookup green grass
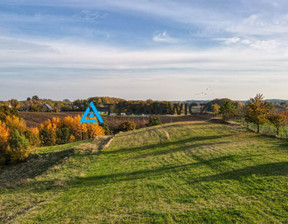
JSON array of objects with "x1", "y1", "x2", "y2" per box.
[{"x1": 1, "y1": 121, "x2": 288, "y2": 223}]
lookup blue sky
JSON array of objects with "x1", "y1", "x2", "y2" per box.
[{"x1": 0, "y1": 0, "x2": 288, "y2": 101}]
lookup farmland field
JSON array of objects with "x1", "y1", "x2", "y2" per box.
[
  {"x1": 1, "y1": 121, "x2": 288, "y2": 223},
  {"x1": 18, "y1": 112, "x2": 212, "y2": 130}
]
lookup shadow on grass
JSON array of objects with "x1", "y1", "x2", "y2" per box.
[
  {"x1": 131, "y1": 141, "x2": 229, "y2": 160},
  {"x1": 246, "y1": 133, "x2": 288, "y2": 149},
  {"x1": 70, "y1": 161, "x2": 288, "y2": 189},
  {"x1": 192, "y1": 162, "x2": 288, "y2": 183},
  {"x1": 0, "y1": 148, "x2": 75, "y2": 188},
  {"x1": 103, "y1": 134, "x2": 232, "y2": 156},
  {"x1": 67, "y1": 155, "x2": 241, "y2": 188},
  {"x1": 117, "y1": 122, "x2": 209, "y2": 138}
]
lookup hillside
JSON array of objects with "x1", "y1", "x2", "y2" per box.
[{"x1": 1, "y1": 121, "x2": 288, "y2": 223}]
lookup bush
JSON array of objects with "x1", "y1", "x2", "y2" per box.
[
  {"x1": 24, "y1": 128, "x2": 40, "y2": 147},
  {"x1": 7, "y1": 130, "x2": 30, "y2": 163},
  {"x1": 39, "y1": 128, "x2": 57, "y2": 146},
  {"x1": 0, "y1": 116, "x2": 38, "y2": 164},
  {"x1": 100, "y1": 122, "x2": 113, "y2": 135},
  {"x1": 56, "y1": 127, "x2": 71, "y2": 144},
  {"x1": 146, "y1": 117, "x2": 162, "y2": 127},
  {"x1": 119, "y1": 121, "x2": 136, "y2": 131}
]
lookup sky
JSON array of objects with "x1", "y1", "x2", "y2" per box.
[{"x1": 0, "y1": 0, "x2": 288, "y2": 101}]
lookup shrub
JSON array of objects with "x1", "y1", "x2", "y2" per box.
[
  {"x1": 39, "y1": 128, "x2": 57, "y2": 146},
  {"x1": 56, "y1": 127, "x2": 71, "y2": 144},
  {"x1": 146, "y1": 117, "x2": 162, "y2": 127},
  {"x1": 24, "y1": 128, "x2": 40, "y2": 147},
  {"x1": 39, "y1": 120, "x2": 57, "y2": 146},
  {"x1": 0, "y1": 116, "x2": 39, "y2": 164},
  {"x1": 100, "y1": 122, "x2": 113, "y2": 135},
  {"x1": 62, "y1": 116, "x2": 85, "y2": 141},
  {"x1": 86, "y1": 123, "x2": 105, "y2": 138},
  {"x1": 119, "y1": 121, "x2": 136, "y2": 131},
  {"x1": 7, "y1": 130, "x2": 30, "y2": 163}
]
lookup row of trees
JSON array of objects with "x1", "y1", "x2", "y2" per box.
[
  {"x1": 213, "y1": 94, "x2": 288, "y2": 136},
  {"x1": 39, "y1": 116, "x2": 105, "y2": 146},
  {"x1": 0, "y1": 108, "x2": 105, "y2": 164},
  {"x1": 2, "y1": 96, "x2": 199, "y2": 114}
]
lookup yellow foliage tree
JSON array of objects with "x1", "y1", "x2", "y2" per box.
[
  {"x1": 39, "y1": 115, "x2": 105, "y2": 146},
  {"x1": 5, "y1": 115, "x2": 27, "y2": 133}
]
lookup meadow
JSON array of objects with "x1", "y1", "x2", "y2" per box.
[{"x1": 0, "y1": 121, "x2": 288, "y2": 223}]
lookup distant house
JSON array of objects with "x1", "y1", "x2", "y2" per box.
[
  {"x1": 44, "y1": 103, "x2": 53, "y2": 111},
  {"x1": 97, "y1": 107, "x2": 109, "y2": 114}
]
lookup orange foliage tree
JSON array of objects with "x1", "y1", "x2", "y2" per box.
[
  {"x1": 0, "y1": 116, "x2": 38, "y2": 164},
  {"x1": 39, "y1": 115, "x2": 105, "y2": 146},
  {"x1": 0, "y1": 121, "x2": 10, "y2": 164},
  {"x1": 268, "y1": 112, "x2": 287, "y2": 136}
]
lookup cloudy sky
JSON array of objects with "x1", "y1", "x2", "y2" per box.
[{"x1": 0, "y1": 0, "x2": 288, "y2": 101}]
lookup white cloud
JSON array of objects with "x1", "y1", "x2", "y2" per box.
[
  {"x1": 0, "y1": 35, "x2": 287, "y2": 72},
  {"x1": 216, "y1": 37, "x2": 240, "y2": 45},
  {"x1": 228, "y1": 13, "x2": 288, "y2": 36},
  {"x1": 216, "y1": 36, "x2": 284, "y2": 51},
  {"x1": 241, "y1": 39, "x2": 251, "y2": 45},
  {"x1": 249, "y1": 40, "x2": 281, "y2": 50},
  {"x1": 152, "y1": 31, "x2": 177, "y2": 43}
]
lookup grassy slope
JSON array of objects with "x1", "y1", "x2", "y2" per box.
[{"x1": 0, "y1": 121, "x2": 288, "y2": 223}]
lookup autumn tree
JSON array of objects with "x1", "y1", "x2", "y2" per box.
[
  {"x1": 268, "y1": 112, "x2": 286, "y2": 136},
  {"x1": 38, "y1": 115, "x2": 105, "y2": 146},
  {"x1": 8, "y1": 130, "x2": 30, "y2": 163},
  {"x1": 212, "y1": 104, "x2": 220, "y2": 115},
  {"x1": 0, "y1": 115, "x2": 36, "y2": 164},
  {"x1": 244, "y1": 94, "x2": 273, "y2": 133},
  {"x1": 32, "y1": 95, "x2": 39, "y2": 101},
  {"x1": 0, "y1": 121, "x2": 10, "y2": 164}
]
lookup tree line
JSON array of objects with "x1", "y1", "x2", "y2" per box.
[{"x1": 212, "y1": 94, "x2": 288, "y2": 136}]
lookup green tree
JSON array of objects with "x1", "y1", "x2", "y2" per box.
[
  {"x1": 146, "y1": 117, "x2": 162, "y2": 127},
  {"x1": 220, "y1": 100, "x2": 236, "y2": 121},
  {"x1": 8, "y1": 130, "x2": 30, "y2": 163}
]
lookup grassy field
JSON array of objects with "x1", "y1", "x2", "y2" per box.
[{"x1": 0, "y1": 121, "x2": 288, "y2": 223}]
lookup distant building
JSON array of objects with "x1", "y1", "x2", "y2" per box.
[
  {"x1": 97, "y1": 107, "x2": 109, "y2": 114},
  {"x1": 44, "y1": 103, "x2": 53, "y2": 111}
]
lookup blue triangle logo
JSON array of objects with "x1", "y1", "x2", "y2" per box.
[{"x1": 80, "y1": 102, "x2": 104, "y2": 123}]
